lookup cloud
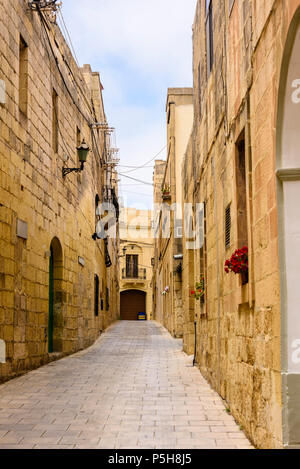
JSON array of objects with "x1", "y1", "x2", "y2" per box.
[{"x1": 60, "y1": 0, "x2": 197, "y2": 208}]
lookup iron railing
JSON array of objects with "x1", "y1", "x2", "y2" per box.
[{"x1": 122, "y1": 268, "x2": 146, "y2": 280}]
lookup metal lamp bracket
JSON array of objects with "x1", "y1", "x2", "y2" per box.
[{"x1": 62, "y1": 162, "x2": 84, "y2": 178}]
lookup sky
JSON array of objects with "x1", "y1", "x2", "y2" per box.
[{"x1": 60, "y1": 0, "x2": 197, "y2": 210}]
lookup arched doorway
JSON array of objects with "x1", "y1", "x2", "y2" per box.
[
  {"x1": 48, "y1": 237, "x2": 63, "y2": 353},
  {"x1": 276, "y1": 7, "x2": 300, "y2": 447},
  {"x1": 120, "y1": 290, "x2": 146, "y2": 321}
]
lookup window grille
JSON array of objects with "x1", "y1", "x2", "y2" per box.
[{"x1": 225, "y1": 204, "x2": 231, "y2": 248}]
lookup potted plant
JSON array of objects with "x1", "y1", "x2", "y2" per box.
[
  {"x1": 162, "y1": 185, "x2": 171, "y2": 197},
  {"x1": 190, "y1": 276, "x2": 205, "y2": 300},
  {"x1": 224, "y1": 246, "x2": 248, "y2": 285}
]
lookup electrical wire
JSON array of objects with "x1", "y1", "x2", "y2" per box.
[
  {"x1": 38, "y1": 8, "x2": 92, "y2": 125},
  {"x1": 37, "y1": 7, "x2": 110, "y2": 259},
  {"x1": 40, "y1": 7, "x2": 163, "y2": 181},
  {"x1": 118, "y1": 165, "x2": 153, "y2": 169},
  {"x1": 40, "y1": 7, "x2": 107, "y2": 167},
  {"x1": 120, "y1": 145, "x2": 167, "y2": 174},
  {"x1": 39, "y1": 12, "x2": 75, "y2": 166},
  {"x1": 118, "y1": 173, "x2": 153, "y2": 186},
  {"x1": 57, "y1": 6, "x2": 80, "y2": 67},
  {"x1": 57, "y1": 5, "x2": 114, "y2": 163},
  {"x1": 119, "y1": 190, "x2": 153, "y2": 197}
]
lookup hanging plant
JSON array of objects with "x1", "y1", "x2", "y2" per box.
[{"x1": 190, "y1": 276, "x2": 205, "y2": 300}]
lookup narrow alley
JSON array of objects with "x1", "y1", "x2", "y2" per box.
[{"x1": 0, "y1": 321, "x2": 253, "y2": 449}]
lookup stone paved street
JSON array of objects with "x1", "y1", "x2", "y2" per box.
[{"x1": 0, "y1": 321, "x2": 253, "y2": 449}]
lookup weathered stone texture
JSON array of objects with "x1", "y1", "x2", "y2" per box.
[
  {"x1": 153, "y1": 89, "x2": 193, "y2": 339},
  {"x1": 119, "y1": 208, "x2": 154, "y2": 320},
  {"x1": 180, "y1": 0, "x2": 300, "y2": 449},
  {"x1": 0, "y1": 0, "x2": 119, "y2": 382}
]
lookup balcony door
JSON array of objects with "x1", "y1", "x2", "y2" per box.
[{"x1": 126, "y1": 254, "x2": 138, "y2": 278}]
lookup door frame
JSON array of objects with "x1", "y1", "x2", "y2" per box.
[{"x1": 276, "y1": 6, "x2": 300, "y2": 447}]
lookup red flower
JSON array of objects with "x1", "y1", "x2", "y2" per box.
[{"x1": 225, "y1": 247, "x2": 248, "y2": 275}]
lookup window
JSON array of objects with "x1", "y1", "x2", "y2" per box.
[
  {"x1": 236, "y1": 132, "x2": 248, "y2": 248},
  {"x1": 19, "y1": 36, "x2": 28, "y2": 116},
  {"x1": 52, "y1": 89, "x2": 58, "y2": 153},
  {"x1": 225, "y1": 204, "x2": 231, "y2": 249},
  {"x1": 206, "y1": 0, "x2": 214, "y2": 77},
  {"x1": 94, "y1": 274, "x2": 99, "y2": 317},
  {"x1": 126, "y1": 254, "x2": 138, "y2": 278}
]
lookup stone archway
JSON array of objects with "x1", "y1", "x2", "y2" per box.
[
  {"x1": 120, "y1": 290, "x2": 146, "y2": 321},
  {"x1": 276, "y1": 6, "x2": 300, "y2": 447},
  {"x1": 48, "y1": 237, "x2": 64, "y2": 353}
]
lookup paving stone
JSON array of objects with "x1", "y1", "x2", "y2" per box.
[
  {"x1": 0, "y1": 321, "x2": 253, "y2": 449},
  {"x1": 33, "y1": 444, "x2": 75, "y2": 449},
  {"x1": 0, "y1": 444, "x2": 35, "y2": 449}
]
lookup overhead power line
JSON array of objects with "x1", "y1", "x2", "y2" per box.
[
  {"x1": 118, "y1": 173, "x2": 154, "y2": 186},
  {"x1": 119, "y1": 190, "x2": 153, "y2": 197},
  {"x1": 57, "y1": 6, "x2": 80, "y2": 67},
  {"x1": 38, "y1": 7, "x2": 107, "y2": 166},
  {"x1": 120, "y1": 145, "x2": 167, "y2": 174},
  {"x1": 118, "y1": 165, "x2": 154, "y2": 169}
]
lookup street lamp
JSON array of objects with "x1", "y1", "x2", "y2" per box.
[{"x1": 62, "y1": 140, "x2": 90, "y2": 178}]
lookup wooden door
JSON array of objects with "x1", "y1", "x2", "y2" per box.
[
  {"x1": 120, "y1": 290, "x2": 146, "y2": 321},
  {"x1": 48, "y1": 247, "x2": 54, "y2": 353}
]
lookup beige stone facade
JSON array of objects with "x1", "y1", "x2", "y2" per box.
[
  {"x1": 178, "y1": 0, "x2": 300, "y2": 449},
  {"x1": 119, "y1": 208, "x2": 153, "y2": 321},
  {"x1": 0, "y1": 0, "x2": 119, "y2": 382},
  {"x1": 153, "y1": 89, "x2": 193, "y2": 337}
]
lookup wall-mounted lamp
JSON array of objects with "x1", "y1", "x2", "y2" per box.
[{"x1": 62, "y1": 140, "x2": 90, "y2": 178}]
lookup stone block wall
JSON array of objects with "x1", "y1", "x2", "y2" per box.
[
  {"x1": 0, "y1": 0, "x2": 119, "y2": 382},
  {"x1": 181, "y1": 0, "x2": 300, "y2": 448}
]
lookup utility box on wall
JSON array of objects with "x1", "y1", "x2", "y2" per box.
[{"x1": 0, "y1": 340, "x2": 6, "y2": 363}]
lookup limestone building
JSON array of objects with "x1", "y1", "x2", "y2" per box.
[
  {"x1": 0, "y1": 0, "x2": 119, "y2": 381},
  {"x1": 119, "y1": 207, "x2": 153, "y2": 321},
  {"x1": 152, "y1": 89, "x2": 193, "y2": 337},
  {"x1": 152, "y1": 159, "x2": 166, "y2": 326},
  {"x1": 180, "y1": 0, "x2": 300, "y2": 449}
]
